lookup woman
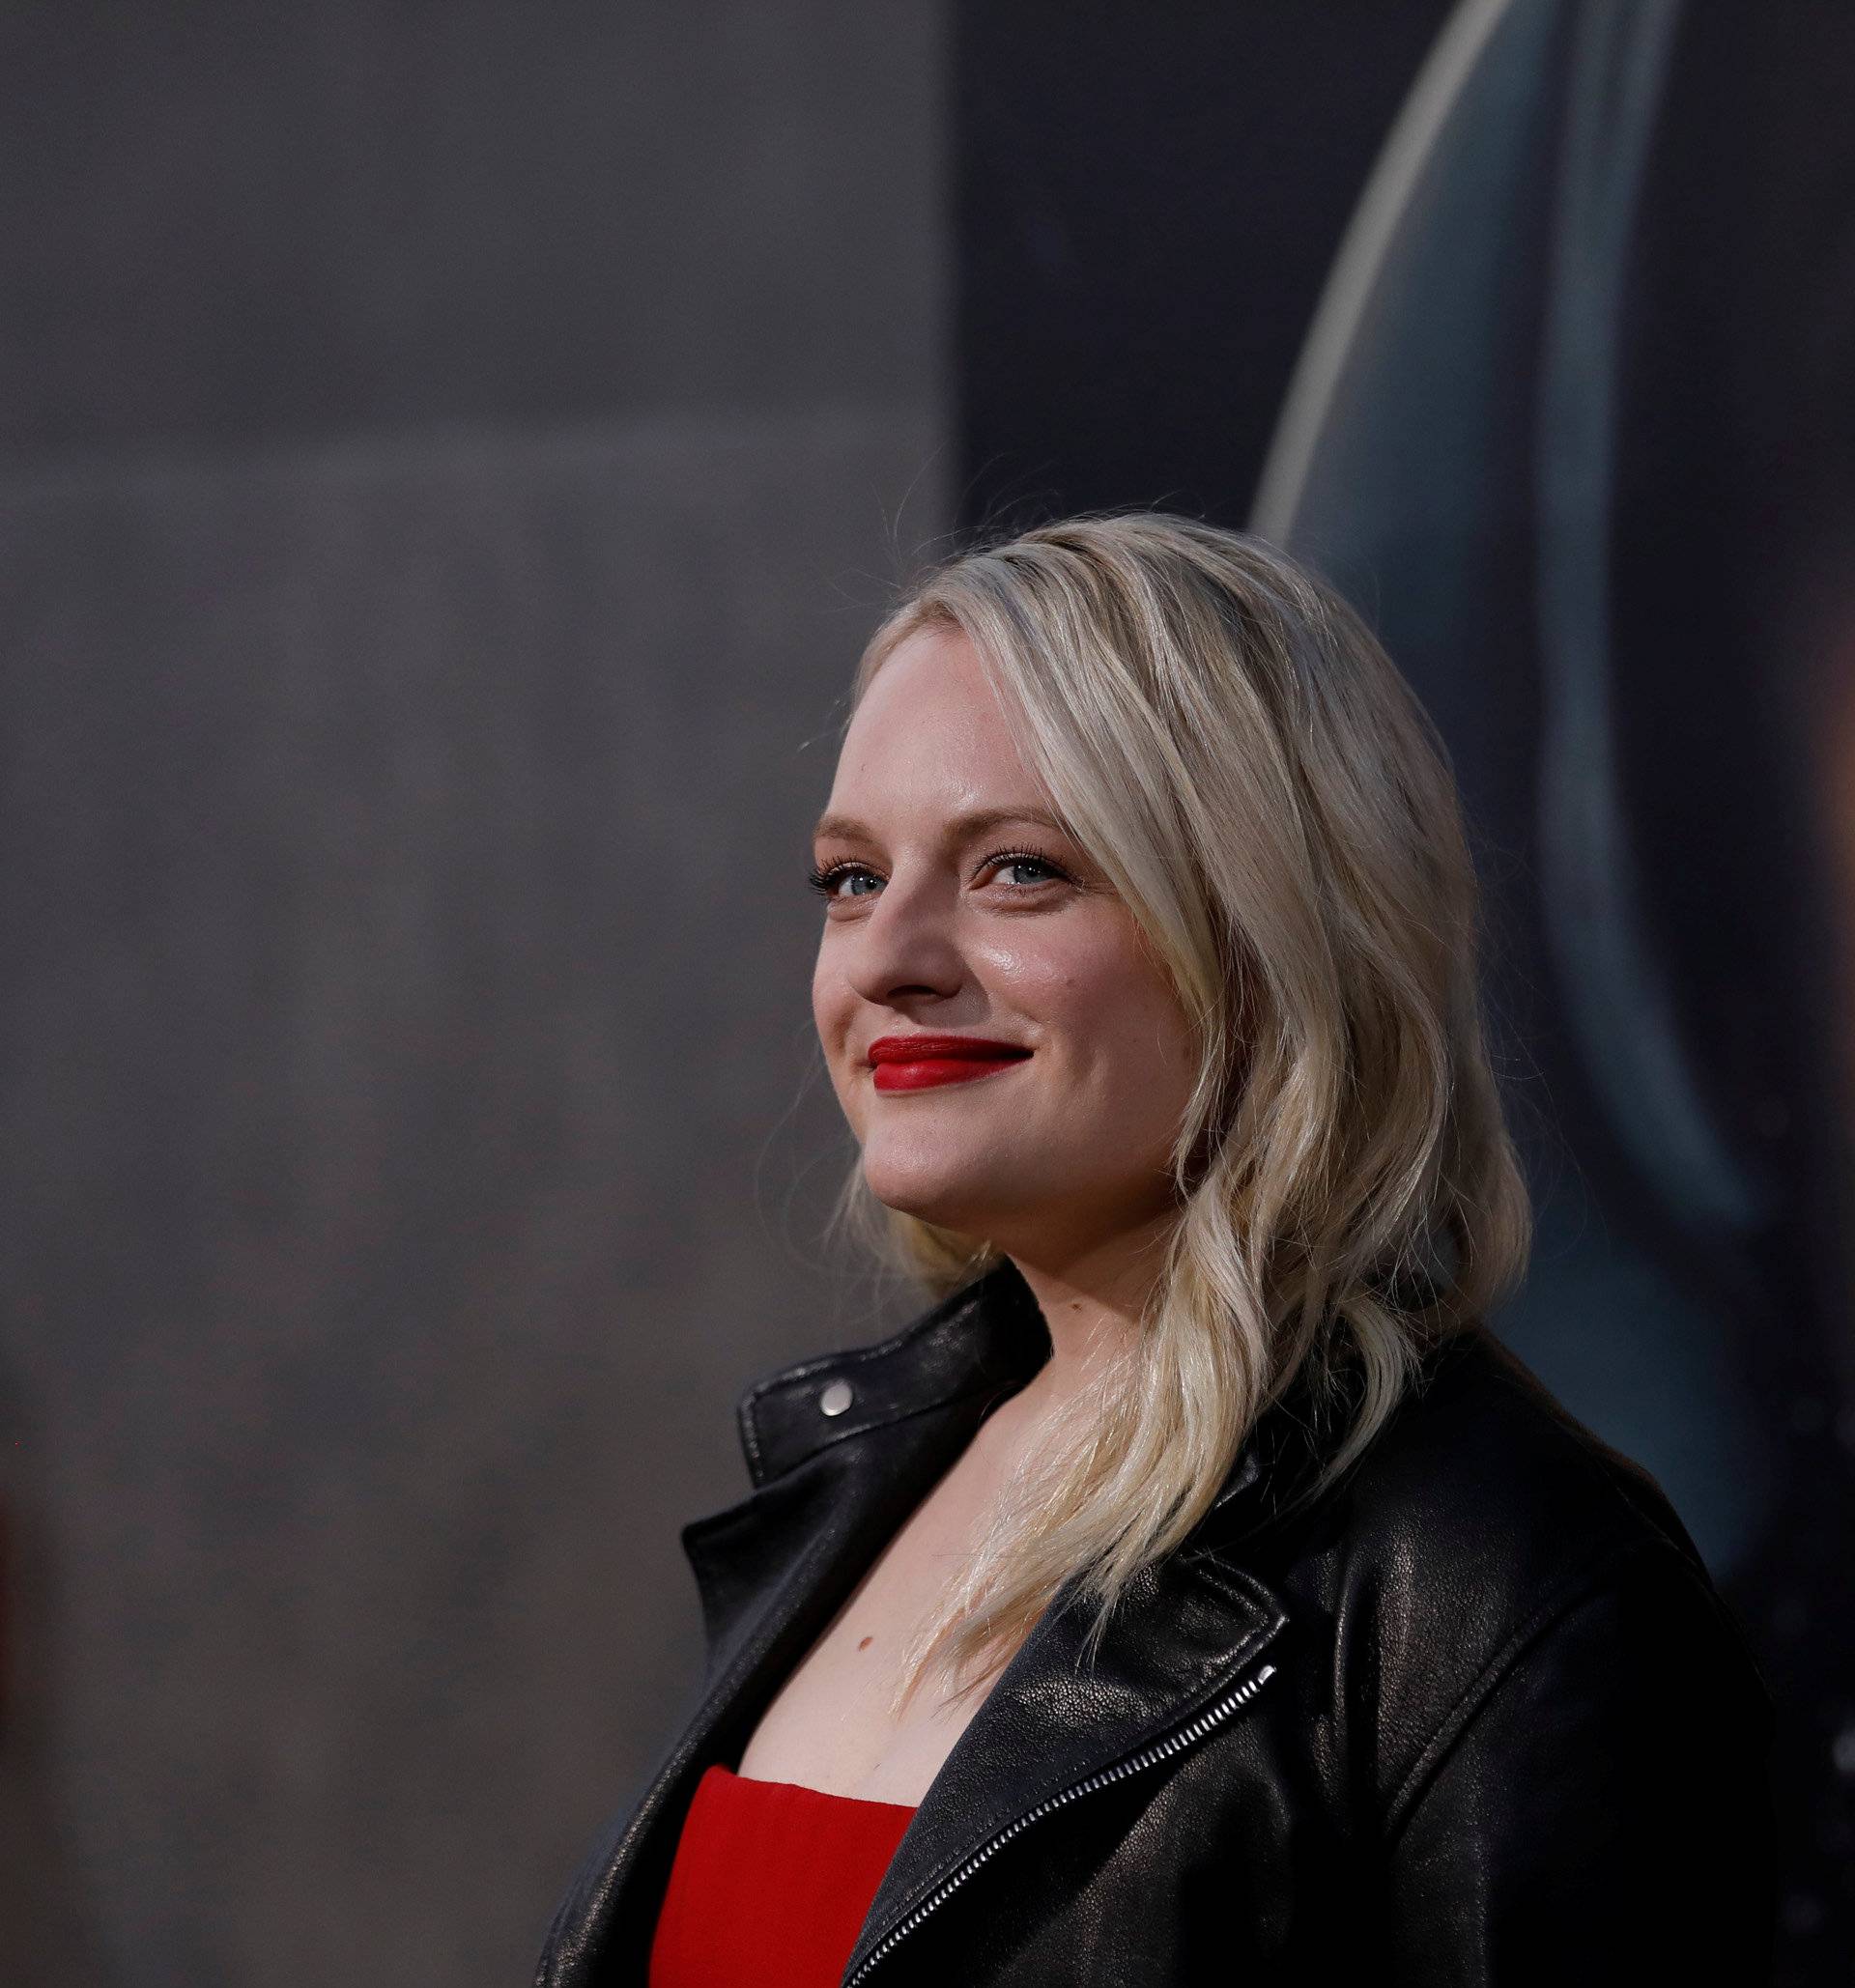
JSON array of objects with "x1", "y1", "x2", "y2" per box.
[{"x1": 535, "y1": 515, "x2": 1775, "y2": 1985}]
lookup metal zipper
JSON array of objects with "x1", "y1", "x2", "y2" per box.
[{"x1": 843, "y1": 1658, "x2": 1280, "y2": 1985}]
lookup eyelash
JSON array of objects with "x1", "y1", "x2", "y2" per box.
[{"x1": 805, "y1": 847, "x2": 1072, "y2": 903}]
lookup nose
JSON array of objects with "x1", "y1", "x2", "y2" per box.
[{"x1": 840, "y1": 867, "x2": 966, "y2": 1008}]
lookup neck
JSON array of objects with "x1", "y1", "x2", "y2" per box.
[{"x1": 1001, "y1": 1208, "x2": 1177, "y2": 1413}]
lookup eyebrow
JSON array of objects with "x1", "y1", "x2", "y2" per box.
[{"x1": 810, "y1": 805, "x2": 1075, "y2": 846}]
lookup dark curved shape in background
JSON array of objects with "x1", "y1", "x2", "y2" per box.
[{"x1": 956, "y1": 2, "x2": 1855, "y2": 1975}]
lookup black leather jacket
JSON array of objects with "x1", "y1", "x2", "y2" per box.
[{"x1": 535, "y1": 1262, "x2": 1776, "y2": 1985}]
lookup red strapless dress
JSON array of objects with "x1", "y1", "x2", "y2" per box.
[{"x1": 647, "y1": 1762, "x2": 919, "y2": 1987}]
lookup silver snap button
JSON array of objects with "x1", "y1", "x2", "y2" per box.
[{"x1": 818, "y1": 1378, "x2": 854, "y2": 1418}]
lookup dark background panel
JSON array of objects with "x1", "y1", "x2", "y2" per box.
[
  {"x1": 954, "y1": 1, "x2": 1455, "y2": 528},
  {"x1": 1608, "y1": 5, "x2": 1855, "y2": 1963}
]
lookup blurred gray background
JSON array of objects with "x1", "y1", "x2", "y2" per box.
[{"x1": 2, "y1": 7, "x2": 946, "y2": 1982}]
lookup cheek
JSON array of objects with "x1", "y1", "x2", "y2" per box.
[
  {"x1": 810, "y1": 952, "x2": 832, "y2": 1039},
  {"x1": 1088, "y1": 980, "x2": 1197, "y2": 1107},
  {"x1": 811, "y1": 953, "x2": 862, "y2": 1106},
  {"x1": 1002, "y1": 927, "x2": 1195, "y2": 1088},
  {"x1": 809, "y1": 953, "x2": 835, "y2": 1058}
]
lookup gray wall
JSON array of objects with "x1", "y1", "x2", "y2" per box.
[{"x1": 0, "y1": 8, "x2": 947, "y2": 1983}]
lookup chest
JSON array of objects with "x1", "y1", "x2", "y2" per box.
[{"x1": 731, "y1": 1414, "x2": 1028, "y2": 1805}]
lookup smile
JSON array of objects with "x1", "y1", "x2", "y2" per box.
[{"x1": 867, "y1": 1035, "x2": 1034, "y2": 1093}]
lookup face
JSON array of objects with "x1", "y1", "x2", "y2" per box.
[{"x1": 810, "y1": 622, "x2": 1200, "y2": 1271}]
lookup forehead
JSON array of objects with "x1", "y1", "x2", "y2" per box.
[{"x1": 827, "y1": 624, "x2": 1047, "y2": 815}]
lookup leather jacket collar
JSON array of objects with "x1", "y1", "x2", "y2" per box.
[
  {"x1": 731, "y1": 1255, "x2": 1290, "y2": 1529},
  {"x1": 536, "y1": 1261, "x2": 1301, "y2": 1985}
]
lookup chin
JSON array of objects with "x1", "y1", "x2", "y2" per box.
[{"x1": 859, "y1": 1150, "x2": 1018, "y2": 1233}]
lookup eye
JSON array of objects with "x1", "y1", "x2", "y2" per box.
[
  {"x1": 982, "y1": 849, "x2": 1070, "y2": 890},
  {"x1": 806, "y1": 860, "x2": 881, "y2": 901}
]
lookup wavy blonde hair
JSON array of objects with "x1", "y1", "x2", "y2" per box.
[{"x1": 826, "y1": 513, "x2": 1532, "y2": 1711}]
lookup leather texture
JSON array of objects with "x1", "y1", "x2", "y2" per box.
[{"x1": 534, "y1": 1260, "x2": 1777, "y2": 1985}]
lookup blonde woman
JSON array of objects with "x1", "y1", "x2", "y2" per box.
[{"x1": 536, "y1": 515, "x2": 1774, "y2": 1986}]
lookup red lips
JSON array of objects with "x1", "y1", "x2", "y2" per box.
[{"x1": 867, "y1": 1034, "x2": 1034, "y2": 1093}]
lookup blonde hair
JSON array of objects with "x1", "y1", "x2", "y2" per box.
[{"x1": 827, "y1": 513, "x2": 1532, "y2": 1710}]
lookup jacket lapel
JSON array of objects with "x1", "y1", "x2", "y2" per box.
[
  {"x1": 842, "y1": 1512, "x2": 1287, "y2": 1980},
  {"x1": 536, "y1": 1267, "x2": 1051, "y2": 1986}
]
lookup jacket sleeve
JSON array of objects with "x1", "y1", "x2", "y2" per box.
[{"x1": 1381, "y1": 1539, "x2": 1777, "y2": 1985}]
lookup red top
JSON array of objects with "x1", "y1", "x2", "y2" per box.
[{"x1": 647, "y1": 1763, "x2": 919, "y2": 1988}]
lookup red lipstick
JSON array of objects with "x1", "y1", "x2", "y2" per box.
[{"x1": 867, "y1": 1034, "x2": 1033, "y2": 1093}]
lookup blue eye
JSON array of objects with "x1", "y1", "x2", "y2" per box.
[
  {"x1": 992, "y1": 854, "x2": 1061, "y2": 888},
  {"x1": 978, "y1": 850, "x2": 1066, "y2": 890},
  {"x1": 806, "y1": 862, "x2": 880, "y2": 900}
]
